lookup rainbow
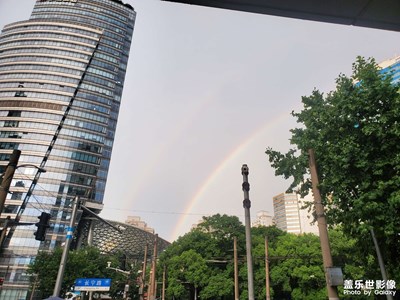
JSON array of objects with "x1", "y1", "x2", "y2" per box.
[
  {"x1": 170, "y1": 111, "x2": 292, "y2": 240},
  {"x1": 126, "y1": 94, "x2": 215, "y2": 203}
]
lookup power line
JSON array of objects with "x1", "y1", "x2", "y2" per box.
[
  {"x1": 101, "y1": 206, "x2": 245, "y2": 218},
  {"x1": 14, "y1": 170, "x2": 246, "y2": 218}
]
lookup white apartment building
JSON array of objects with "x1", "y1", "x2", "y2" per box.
[
  {"x1": 273, "y1": 192, "x2": 319, "y2": 235},
  {"x1": 252, "y1": 210, "x2": 273, "y2": 227}
]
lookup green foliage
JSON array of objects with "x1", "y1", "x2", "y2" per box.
[
  {"x1": 268, "y1": 233, "x2": 326, "y2": 299},
  {"x1": 28, "y1": 247, "x2": 135, "y2": 299},
  {"x1": 166, "y1": 250, "x2": 209, "y2": 298},
  {"x1": 266, "y1": 56, "x2": 400, "y2": 280},
  {"x1": 160, "y1": 214, "x2": 372, "y2": 299},
  {"x1": 160, "y1": 214, "x2": 245, "y2": 299}
]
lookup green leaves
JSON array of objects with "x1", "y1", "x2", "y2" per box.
[
  {"x1": 159, "y1": 214, "x2": 373, "y2": 299},
  {"x1": 28, "y1": 247, "x2": 134, "y2": 299},
  {"x1": 265, "y1": 56, "x2": 400, "y2": 281},
  {"x1": 160, "y1": 214, "x2": 245, "y2": 299}
]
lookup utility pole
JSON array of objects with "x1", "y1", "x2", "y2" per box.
[
  {"x1": 241, "y1": 164, "x2": 254, "y2": 300},
  {"x1": 370, "y1": 228, "x2": 393, "y2": 300},
  {"x1": 140, "y1": 244, "x2": 148, "y2": 300},
  {"x1": 308, "y1": 149, "x2": 339, "y2": 300},
  {"x1": 0, "y1": 150, "x2": 21, "y2": 215},
  {"x1": 265, "y1": 237, "x2": 270, "y2": 300},
  {"x1": 53, "y1": 196, "x2": 80, "y2": 297},
  {"x1": 148, "y1": 234, "x2": 158, "y2": 300},
  {"x1": 234, "y1": 236, "x2": 239, "y2": 300},
  {"x1": 162, "y1": 265, "x2": 166, "y2": 300}
]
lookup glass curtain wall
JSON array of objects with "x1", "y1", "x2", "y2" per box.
[{"x1": 0, "y1": 0, "x2": 135, "y2": 298}]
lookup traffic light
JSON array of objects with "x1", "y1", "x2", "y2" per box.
[
  {"x1": 34, "y1": 212, "x2": 51, "y2": 241},
  {"x1": 0, "y1": 277, "x2": 4, "y2": 286}
]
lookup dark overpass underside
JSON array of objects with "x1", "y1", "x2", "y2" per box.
[{"x1": 162, "y1": 0, "x2": 400, "y2": 32}]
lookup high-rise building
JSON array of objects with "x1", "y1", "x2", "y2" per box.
[
  {"x1": 379, "y1": 55, "x2": 400, "y2": 83},
  {"x1": 125, "y1": 215, "x2": 155, "y2": 233},
  {"x1": 273, "y1": 193, "x2": 302, "y2": 234},
  {"x1": 0, "y1": 0, "x2": 135, "y2": 298},
  {"x1": 272, "y1": 192, "x2": 319, "y2": 235},
  {"x1": 252, "y1": 210, "x2": 273, "y2": 228}
]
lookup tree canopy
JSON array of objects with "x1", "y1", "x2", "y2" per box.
[
  {"x1": 266, "y1": 56, "x2": 400, "y2": 280},
  {"x1": 158, "y1": 214, "x2": 370, "y2": 299},
  {"x1": 28, "y1": 246, "x2": 138, "y2": 299}
]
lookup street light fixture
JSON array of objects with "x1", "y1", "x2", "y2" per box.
[
  {"x1": 0, "y1": 149, "x2": 47, "y2": 218},
  {"x1": 0, "y1": 150, "x2": 47, "y2": 235},
  {"x1": 0, "y1": 165, "x2": 46, "y2": 179},
  {"x1": 0, "y1": 151, "x2": 48, "y2": 276},
  {"x1": 106, "y1": 262, "x2": 132, "y2": 300},
  {"x1": 14, "y1": 164, "x2": 46, "y2": 174}
]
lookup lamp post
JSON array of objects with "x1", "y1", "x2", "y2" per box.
[
  {"x1": 53, "y1": 196, "x2": 79, "y2": 298},
  {"x1": 0, "y1": 149, "x2": 46, "y2": 216},
  {"x1": 107, "y1": 261, "x2": 131, "y2": 300},
  {"x1": 241, "y1": 164, "x2": 254, "y2": 300},
  {"x1": 0, "y1": 151, "x2": 46, "y2": 249},
  {"x1": 0, "y1": 151, "x2": 47, "y2": 293},
  {"x1": 0, "y1": 150, "x2": 21, "y2": 217}
]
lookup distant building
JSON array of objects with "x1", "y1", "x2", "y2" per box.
[
  {"x1": 298, "y1": 194, "x2": 319, "y2": 235},
  {"x1": 125, "y1": 216, "x2": 155, "y2": 234},
  {"x1": 79, "y1": 218, "x2": 169, "y2": 258},
  {"x1": 273, "y1": 192, "x2": 319, "y2": 235},
  {"x1": 273, "y1": 193, "x2": 301, "y2": 234},
  {"x1": 252, "y1": 210, "x2": 273, "y2": 227},
  {"x1": 191, "y1": 219, "x2": 203, "y2": 231},
  {"x1": 379, "y1": 55, "x2": 400, "y2": 83}
]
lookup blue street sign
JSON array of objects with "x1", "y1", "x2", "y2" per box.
[{"x1": 75, "y1": 278, "x2": 112, "y2": 291}]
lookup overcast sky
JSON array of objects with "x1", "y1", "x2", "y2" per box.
[{"x1": 1, "y1": 0, "x2": 400, "y2": 242}]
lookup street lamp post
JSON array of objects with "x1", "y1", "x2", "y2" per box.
[
  {"x1": 53, "y1": 196, "x2": 80, "y2": 297},
  {"x1": 241, "y1": 164, "x2": 255, "y2": 300},
  {"x1": 0, "y1": 150, "x2": 46, "y2": 249},
  {"x1": 107, "y1": 261, "x2": 131, "y2": 300},
  {"x1": 0, "y1": 150, "x2": 21, "y2": 216},
  {"x1": 0, "y1": 149, "x2": 47, "y2": 217}
]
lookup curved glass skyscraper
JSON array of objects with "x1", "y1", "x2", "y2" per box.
[{"x1": 0, "y1": 0, "x2": 135, "y2": 298}]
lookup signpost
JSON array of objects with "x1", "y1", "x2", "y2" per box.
[{"x1": 74, "y1": 278, "x2": 112, "y2": 292}]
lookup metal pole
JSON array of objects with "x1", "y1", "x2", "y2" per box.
[
  {"x1": 53, "y1": 196, "x2": 80, "y2": 297},
  {"x1": 148, "y1": 234, "x2": 158, "y2": 300},
  {"x1": 241, "y1": 164, "x2": 254, "y2": 300},
  {"x1": 0, "y1": 150, "x2": 21, "y2": 216},
  {"x1": 265, "y1": 237, "x2": 270, "y2": 300},
  {"x1": 140, "y1": 244, "x2": 148, "y2": 300},
  {"x1": 234, "y1": 236, "x2": 239, "y2": 300},
  {"x1": 139, "y1": 244, "x2": 149, "y2": 300},
  {"x1": 370, "y1": 228, "x2": 393, "y2": 300},
  {"x1": 308, "y1": 149, "x2": 339, "y2": 300},
  {"x1": 162, "y1": 265, "x2": 166, "y2": 300}
]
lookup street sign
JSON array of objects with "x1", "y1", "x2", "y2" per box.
[{"x1": 75, "y1": 278, "x2": 111, "y2": 291}]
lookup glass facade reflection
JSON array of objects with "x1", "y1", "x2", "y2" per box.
[{"x1": 0, "y1": 0, "x2": 135, "y2": 298}]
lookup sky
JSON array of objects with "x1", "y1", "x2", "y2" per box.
[{"x1": 1, "y1": 0, "x2": 400, "y2": 242}]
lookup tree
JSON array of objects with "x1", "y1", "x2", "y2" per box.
[
  {"x1": 28, "y1": 247, "x2": 135, "y2": 299},
  {"x1": 166, "y1": 250, "x2": 209, "y2": 299},
  {"x1": 250, "y1": 225, "x2": 286, "y2": 299},
  {"x1": 160, "y1": 214, "x2": 370, "y2": 299},
  {"x1": 266, "y1": 57, "x2": 400, "y2": 280},
  {"x1": 159, "y1": 214, "x2": 245, "y2": 299},
  {"x1": 268, "y1": 233, "x2": 326, "y2": 299}
]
